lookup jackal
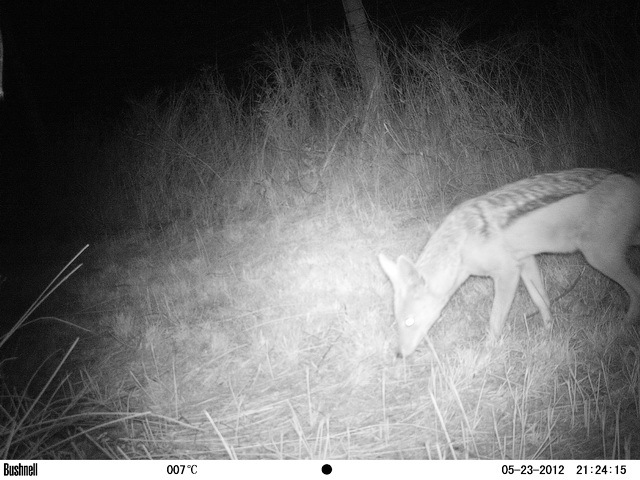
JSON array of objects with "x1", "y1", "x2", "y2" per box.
[{"x1": 379, "y1": 168, "x2": 640, "y2": 357}]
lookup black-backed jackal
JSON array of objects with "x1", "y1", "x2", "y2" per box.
[{"x1": 379, "y1": 168, "x2": 640, "y2": 357}]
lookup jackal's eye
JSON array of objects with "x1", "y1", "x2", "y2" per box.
[{"x1": 404, "y1": 316, "x2": 415, "y2": 327}]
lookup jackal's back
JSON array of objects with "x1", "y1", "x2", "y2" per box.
[
  {"x1": 417, "y1": 168, "x2": 618, "y2": 272},
  {"x1": 455, "y1": 168, "x2": 614, "y2": 237}
]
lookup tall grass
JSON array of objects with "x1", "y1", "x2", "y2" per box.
[
  {"x1": 102, "y1": 24, "x2": 639, "y2": 232},
  {"x1": 0, "y1": 247, "x2": 179, "y2": 459}
]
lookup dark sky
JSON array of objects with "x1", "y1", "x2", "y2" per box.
[{"x1": 0, "y1": 0, "x2": 560, "y2": 121}]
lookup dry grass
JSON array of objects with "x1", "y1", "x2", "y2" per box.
[
  {"x1": 0, "y1": 247, "x2": 203, "y2": 459},
  {"x1": 54, "y1": 210, "x2": 639, "y2": 459}
]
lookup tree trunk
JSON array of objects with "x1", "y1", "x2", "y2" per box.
[{"x1": 341, "y1": 0, "x2": 382, "y2": 135}]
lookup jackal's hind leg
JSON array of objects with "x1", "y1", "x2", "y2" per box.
[{"x1": 582, "y1": 245, "x2": 640, "y2": 323}]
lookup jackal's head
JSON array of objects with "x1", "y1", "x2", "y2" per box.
[{"x1": 379, "y1": 253, "x2": 449, "y2": 357}]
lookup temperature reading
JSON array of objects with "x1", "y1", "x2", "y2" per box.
[{"x1": 167, "y1": 464, "x2": 198, "y2": 475}]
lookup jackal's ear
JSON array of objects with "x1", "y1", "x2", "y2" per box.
[
  {"x1": 378, "y1": 253, "x2": 400, "y2": 285},
  {"x1": 396, "y1": 255, "x2": 422, "y2": 285},
  {"x1": 379, "y1": 253, "x2": 423, "y2": 288}
]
